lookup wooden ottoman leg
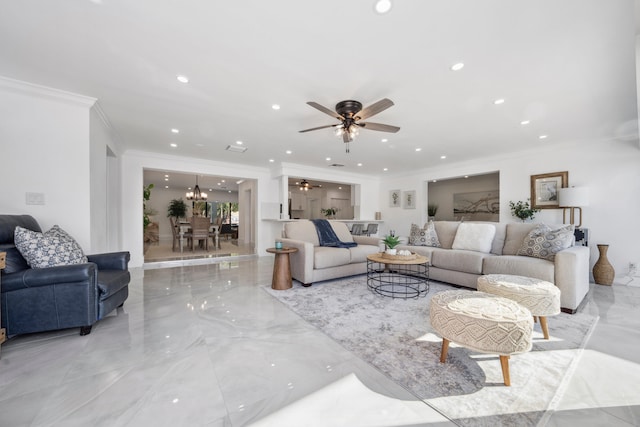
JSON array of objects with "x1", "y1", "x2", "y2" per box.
[
  {"x1": 500, "y1": 355, "x2": 511, "y2": 386},
  {"x1": 539, "y1": 316, "x2": 550, "y2": 340},
  {"x1": 440, "y1": 338, "x2": 450, "y2": 363}
]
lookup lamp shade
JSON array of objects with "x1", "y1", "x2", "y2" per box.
[{"x1": 558, "y1": 187, "x2": 589, "y2": 207}]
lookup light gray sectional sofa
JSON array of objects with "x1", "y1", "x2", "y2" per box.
[
  {"x1": 277, "y1": 219, "x2": 589, "y2": 314},
  {"x1": 396, "y1": 221, "x2": 590, "y2": 313},
  {"x1": 279, "y1": 220, "x2": 380, "y2": 286}
]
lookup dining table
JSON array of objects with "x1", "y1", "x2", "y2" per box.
[{"x1": 179, "y1": 223, "x2": 220, "y2": 252}]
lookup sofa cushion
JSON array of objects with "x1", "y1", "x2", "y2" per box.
[
  {"x1": 314, "y1": 246, "x2": 351, "y2": 269},
  {"x1": 502, "y1": 223, "x2": 538, "y2": 255},
  {"x1": 348, "y1": 244, "x2": 380, "y2": 263},
  {"x1": 431, "y1": 248, "x2": 490, "y2": 275},
  {"x1": 516, "y1": 224, "x2": 575, "y2": 261},
  {"x1": 483, "y1": 255, "x2": 555, "y2": 283},
  {"x1": 284, "y1": 221, "x2": 320, "y2": 246},
  {"x1": 451, "y1": 223, "x2": 496, "y2": 253},
  {"x1": 329, "y1": 221, "x2": 354, "y2": 243},
  {"x1": 409, "y1": 222, "x2": 441, "y2": 247},
  {"x1": 433, "y1": 221, "x2": 460, "y2": 249},
  {"x1": 14, "y1": 225, "x2": 88, "y2": 269}
]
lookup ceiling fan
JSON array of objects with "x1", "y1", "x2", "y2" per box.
[
  {"x1": 299, "y1": 98, "x2": 400, "y2": 152},
  {"x1": 298, "y1": 179, "x2": 318, "y2": 191}
]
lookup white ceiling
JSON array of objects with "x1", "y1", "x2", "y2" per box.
[{"x1": 0, "y1": 1, "x2": 637, "y2": 177}]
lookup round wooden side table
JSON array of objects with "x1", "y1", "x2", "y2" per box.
[{"x1": 266, "y1": 247, "x2": 298, "y2": 290}]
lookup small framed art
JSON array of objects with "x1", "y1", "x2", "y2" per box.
[
  {"x1": 403, "y1": 190, "x2": 416, "y2": 209},
  {"x1": 389, "y1": 190, "x2": 401, "y2": 207},
  {"x1": 530, "y1": 171, "x2": 568, "y2": 209}
]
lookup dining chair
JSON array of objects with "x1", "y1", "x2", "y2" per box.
[
  {"x1": 190, "y1": 216, "x2": 210, "y2": 251},
  {"x1": 364, "y1": 223, "x2": 378, "y2": 236},
  {"x1": 350, "y1": 223, "x2": 364, "y2": 236},
  {"x1": 170, "y1": 217, "x2": 190, "y2": 251}
]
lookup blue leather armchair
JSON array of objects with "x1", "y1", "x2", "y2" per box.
[{"x1": 0, "y1": 215, "x2": 130, "y2": 336}]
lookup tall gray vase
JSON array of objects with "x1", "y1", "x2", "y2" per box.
[{"x1": 593, "y1": 244, "x2": 615, "y2": 286}]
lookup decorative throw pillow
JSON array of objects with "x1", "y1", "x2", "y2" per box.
[
  {"x1": 408, "y1": 221, "x2": 441, "y2": 247},
  {"x1": 517, "y1": 224, "x2": 575, "y2": 261},
  {"x1": 451, "y1": 223, "x2": 496, "y2": 253},
  {"x1": 14, "y1": 225, "x2": 88, "y2": 268}
]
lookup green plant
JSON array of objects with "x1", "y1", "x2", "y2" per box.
[
  {"x1": 167, "y1": 198, "x2": 188, "y2": 221},
  {"x1": 383, "y1": 234, "x2": 401, "y2": 249},
  {"x1": 427, "y1": 203, "x2": 438, "y2": 217},
  {"x1": 321, "y1": 207, "x2": 339, "y2": 217},
  {"x1": 509, "y1": 199, "x2": 540, "y2": 222},
  {"x1": 143, "y1": 184, "x2": 154, "y2": 229}
]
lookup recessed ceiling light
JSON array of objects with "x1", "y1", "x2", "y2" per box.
[
  {"x1": 228, "y1": 190, "x2": 231, "y2": 193},
  {"x1": 170, "y1": 143, "x2": 177, "y2": 148},
  {"x1": 217, "y1": 182, "x2": 221, "y2": 186},
  {"x1": 176, "y1": 75, "x2": 189, "y2": 83},
  {"x1": 221, "y1": 180, "x2": 225, "y2": 183},
  {"x1": 236, "y1": 180, "x2": 244, "y2": 184},
  {"x1": 171, "y1": 128, "x2": 179, "y2": 134},
  {"x1": 493, "y1": 99, "x2": 505, "y2": 105},
  {"x1": 338, "y1": 187, "x2": 342, "y2": 190},
  {"x1": 539, "y1": 135, "x2": 548, "y2": 139},
  {"x1": 272, "y1": 104, "x2": 280, "y2": 110},
  {"x1": 357, "y1": 163, "x2": 363, "y2": 166},
  {"x1": 432, "y1": 179, "x2": 437, "y2": 183},
  {"x1": 326, "y1": 157, "x2": 331, "y2": 161},
  {"x1": 415, "y1": 148, "x2": 422, "y2": 152},
  {"x1": 286, "y1": 150, "x2": 292, "y2": 154},
  {"x1": 440, "y1": 155, "x2": 447, "y2": 159},
  {"x1": 520, "y1": 120, "x2": 530, "y2": 125},
  {"x1": 383, "y1": 167, "x2": 388, "y2": 171},
  {"x1": 269, "y1": 159, "x2": 274, "y2": 163},
  {"x1": 164, "y1": 174, "x2": 169, "y2": 177},
  {"x1": 235, "y1": 140, "x2": 243, "y2": 145},
  {"x1": 374, "y1": 0, "x2": 392, "y2": 14},
  {"x1": 464, "y1": 176, "x2": 469, "y2": 178},
  {"x1": 381, "y1": 138, "x2": 388, "y2": 143},
  {"x1": 165, "y1": 185, "x2": 169, "y2": 189},
  {"x1": 164, "y1": 178, "x2": 169, "y2": 181},
  {"x1": 451, "y1": 62, "x2": 464, "y2": 71}
]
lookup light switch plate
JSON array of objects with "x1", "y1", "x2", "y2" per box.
[{"x1": 26, "y1": 192, "x2": 45, "y2": 205}]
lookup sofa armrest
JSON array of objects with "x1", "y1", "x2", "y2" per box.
[
  {"x1": 554, "y1": 246, "x2": 590, "y2": 312},
  {"x1": 2, "y1": 263, "x2": 97, "y2": 292},
  {"x1": 87, "y1": 251, "x2": 130, "y2": 271},
  {"x1": 279, "y1": 238, "x2": 315, "y2": 285}
]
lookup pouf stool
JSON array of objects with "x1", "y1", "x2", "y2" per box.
[
  {"x1": 477, "y1": 274, "x2": 561, "y2": 340},
  {"x1": 430, "y1": 289, "x2": 533, "y2": 386}
]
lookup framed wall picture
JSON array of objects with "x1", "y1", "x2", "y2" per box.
[
  {"x1": 403, "y1": 190, "x2": 416, "y2": 209},
  {"x1": 389, "y1": 189, "x2": 401, "y2": 207},
  {"x1": 530, "y1": 171, "x2": 568, "y2": 209}
]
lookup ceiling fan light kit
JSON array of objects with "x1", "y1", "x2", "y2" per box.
[{"x1": 300, "y1": 98, "x2": 400, "y2": 153}]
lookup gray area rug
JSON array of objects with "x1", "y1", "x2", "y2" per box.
[{"x1": 264, "y1": 276, "x2": 598, "y2": 427}]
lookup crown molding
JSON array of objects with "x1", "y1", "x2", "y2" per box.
[{"x1": 0, "y1": 75, "x2": 96, "y2": 107}]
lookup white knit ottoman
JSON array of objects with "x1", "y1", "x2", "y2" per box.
[
  {"x1": 430, "y1": 290, "x2": 533, "y2": 386},
  {"x1": 477, "y1": 274, "x2": 561, "y2": 340}
]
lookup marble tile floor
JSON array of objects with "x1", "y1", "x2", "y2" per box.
[
  {"x1": 0, "y1": 257, "x2": 639, "y2": 426},
  {"x1": 144, "y1": 239, "x2": 255, "y2": 264}
]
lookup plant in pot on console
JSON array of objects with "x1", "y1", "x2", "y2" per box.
[
  {"x1": 427, "y1": 203, "x2": 438, "y2": 220},
  {"x1": 509, "y1": 199, "x2": 540, "y2": 222},
  {"x1": 383, "y1": 235, "x2": 401, "y2": 255},
  {"x1": 321, "y1": 207, "x2": 339, "y2": 219},
  {"x1": 167, "y1": 198, "x2": 188, "y2": 222}
]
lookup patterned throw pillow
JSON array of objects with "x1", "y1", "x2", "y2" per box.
[
  {"x1": 14, "y1": 225, "x2": 88, "y2": 268},
  {"x1": 516, "y1": 224, "x2": 574, "y2": 261},
  {"x1": 408, "y1": 221, "x2": 441, "y2": 247}
]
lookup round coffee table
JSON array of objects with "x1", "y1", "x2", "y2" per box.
[
  {"x1": 366, "y1": 253, "x2": 430, "y2": 299},
  {"x1": 266, "y1": 247, "x2": 298, "y2": 290}
]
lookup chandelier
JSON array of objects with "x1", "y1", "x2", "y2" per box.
[{"x1": 186, "y1": 175, "x2": 208, "y2": 201}]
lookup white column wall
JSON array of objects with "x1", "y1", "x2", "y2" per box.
[{"x1": 0, "y1": 77, "x2": 94, "y2": 250}]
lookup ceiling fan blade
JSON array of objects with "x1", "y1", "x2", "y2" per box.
[
  {"x1": 358, "y1": 122, "x2": 400, "y2": 133},
  {"x1": 357, "y1": 98, "x2": 394, "y2": 120},
  {"x1": 307, "y1": 102, "x2": 342, "y2": 120},
  {"x1": 299, "y1": 124, "x2": 339, "y2": 133}
]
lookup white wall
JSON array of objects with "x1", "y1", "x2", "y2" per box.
[
  {"x1": 379, "y1": 139, "x2": 640, "y2": 276},
  {"x1": 0, "y1": 77, "x2": 95, "y2": 250}
]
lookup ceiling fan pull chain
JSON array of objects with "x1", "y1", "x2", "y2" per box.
[{"x1": 346, "y1": 142, "x2": 350, "y2": 153}]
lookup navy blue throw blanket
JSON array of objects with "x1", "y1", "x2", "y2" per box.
[{"x1": 311, "y1": 219, "x2": 357, "y2": 248}]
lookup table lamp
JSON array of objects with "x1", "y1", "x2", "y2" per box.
[{"x1": 558, "y1": 187, "x2": 589, "y2": 228}]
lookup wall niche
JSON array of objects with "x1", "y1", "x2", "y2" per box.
[{"x1": 427, "y1": 172, "x2": 500, "y2": 222}]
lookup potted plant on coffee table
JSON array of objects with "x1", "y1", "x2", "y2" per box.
[{"x1": 383, "y1": 235, "x2": 401, "y2": 255}]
